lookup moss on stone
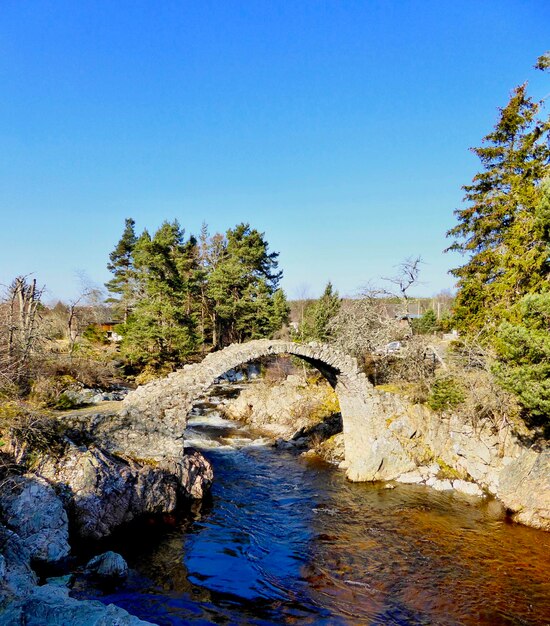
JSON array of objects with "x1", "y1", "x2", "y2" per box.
[{"x1": 435, "y1": 457, "x2": 467, "y2": 480}]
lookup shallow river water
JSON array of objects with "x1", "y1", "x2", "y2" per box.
[{"x1": 77, "y1": 401, "x2": 550, "y2": 625}]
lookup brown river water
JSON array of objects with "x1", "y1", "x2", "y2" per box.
[{"x1": 75, "y1": 407, "x2": 550, "y2": 625}]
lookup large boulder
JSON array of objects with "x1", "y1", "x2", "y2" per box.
[
  {"x1": 60, "y1": 408, "x2": 186, "y2": 461},
  {"x1": 85, "y1": 551, "x2": 128, "y2": 582},
  {"x1": 496, "y1": 449, "x2": 550, "y2": 530},
  {"x1": 0, "y1": 476, "x2": 70, "y2": 563},
  {"x1": 161, "y1": 449, "x2": 214, "y2": 499},
  {"x1": 37, "y1": 444, "x2": 213, "y2": 539},
  {"x1": 0, "y1": 524, "x2": 37, "y2": 600}
]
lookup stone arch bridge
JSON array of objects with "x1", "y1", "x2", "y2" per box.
[{"x1": 122, "y1": 339, "x2": 407, "y2": 481}]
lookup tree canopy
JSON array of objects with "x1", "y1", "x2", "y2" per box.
[
  {"x1": 106, "y1": 219, "x2": 288, "y2": 371},
  {"x1": 297, "y1": 282, "x2": 341, "y2": 342},
  {"x1": 446, "y1": 81, "x2": 550, "y2": 332}
]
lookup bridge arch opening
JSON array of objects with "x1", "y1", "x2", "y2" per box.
[{"x1": 123, "y1": 339, "x2": 377, "y2": 481}]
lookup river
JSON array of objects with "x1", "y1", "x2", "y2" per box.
[{"x1": 74, "y1": 390, "x2": 550, "y2": 625}]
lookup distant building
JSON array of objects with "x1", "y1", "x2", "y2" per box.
[{"x1": 95, "y1": 321, "x2": 123, "y2": 342}]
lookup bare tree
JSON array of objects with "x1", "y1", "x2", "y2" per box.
[
  {"x1": 0, "y1": 276, "x2": 45, "y2": 390},
  {"x1": 328, "y1": 285, "x2": 401, "y2": 357},
  {"x1": 63, "y1": 274, "x2": 109, "y2": 357},
  {"x1": 382, "y1": 255, "x2": 424, "y2": 325}
]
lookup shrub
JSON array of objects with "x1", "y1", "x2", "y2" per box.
[
  {"x1": 28, "y1": 374, "x2": 79, "y2": 408},
  {"x1": 492, "y1": 293, "x2": 550, "y2": 435},
  {"x1": 82, "y1": 325, "x2": 109, "y2": 344},
  {"x1": 428, "y1": 376, "x2": 465, "y2": 412},
  {"x1": 0, "y1": 403, "x2": 67, "y2": 464},
  {"x1": 411, "y1": 309, "x2": 439, "y2": 335},
  {"x1": 54, "y1": 392, "x2": 81, "y2": 411}
]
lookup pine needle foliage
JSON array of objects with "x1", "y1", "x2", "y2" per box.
[{"x1": 447, "y1": 82, "x2": 550, "y2": 332}]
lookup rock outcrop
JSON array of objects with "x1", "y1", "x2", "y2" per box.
[
  {"x1": 0, "y1": 523, "x2": 152, "y2": 625},
  {"x1": 0, "y1": 582, "x2": 152, "y2": 625},
  {"x1": 354, "y1": 389, "x2": 550, "y2": 530},
  {"x1": 0, "y1": 433, "x2": 213, "y2": 622},
  {"x1": 85, "y1": 551, "x2": 129, "y2": 582},
  {"x1": 60, "y1": 407, "x2": 186, "y2": 462},
  {"x1": 218, "y1": 375, "x2": 344, "y2": 463},
  {"x1": 0, "y1": 476, "x2": 70, "y2": 562},
  {"x1": 36, "y1": 445, "x2": 213, "y2": 540},
  {"x1": 496, "y1": 449, "x2": 550, "y2": 530},
  {"x1": 220, "y1": 375, "x2": 340, "y2": 439}
]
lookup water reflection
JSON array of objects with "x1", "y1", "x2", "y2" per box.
[{"x1": 74, "y1": 407, "x2": 550, "y2": 625}]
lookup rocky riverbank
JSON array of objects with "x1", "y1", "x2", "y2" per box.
[
  {"x1": 218, "y1": 373, "x2": 550, "y2": 531},
  {"x1": 218, "y1": 374, "x2": 345, "y2": 462},
  {"x1": 0, "y1": 403, "x2": 213, "y2": 624}
]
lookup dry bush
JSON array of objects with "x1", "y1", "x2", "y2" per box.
[
  {"x1": 457, "y1": 368, "x2": 521, "y2": 432},
  {"x1": 328, "y1": 289, "x2": 405, "y2": 368},
  {"x1": 386, "y1": 336, "x2": 438, "y2": 400},
  {"x1": 28, "y1": 374, "x2": 80, "y2": 408},
  {"x1": 0, "y1": 451, "x2": 21, "y2": 487},
  {"x1": 135, "y1": 362, "x2": 174, "y2": 386},
  {"x1": 0, "y1": 402, "x2": 67, "y2": 466},
  {"x1": 38, "y1": 351, "x2": 121, "y2": 389}
]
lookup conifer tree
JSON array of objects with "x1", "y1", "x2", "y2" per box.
[
  {"x1": 446, "y1": 77, "x2": 550, "y2": 332},
  {"x1": 105, "y1": 218, "x2": 138, "y2": 322},
  {"x1": 110, "y1": 219, "x2": 287, "y2": 368},
  {"x1": 119, "y1": 221, "x2": 200, "y2": 369},
  {"x1": 299, "y1": 282, "x2": 341, "y2": 342},
  {"x1": 206, "y1": 223, "x2": 284, "y2": 347},
  {"x1": 492, "y1": 291, "x2": 550, "y2": 434}
]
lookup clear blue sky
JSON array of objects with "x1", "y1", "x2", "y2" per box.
[{"x1": 1, "y1": 1, "x2": 548, "y2": 302}]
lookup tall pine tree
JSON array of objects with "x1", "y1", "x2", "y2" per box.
[
  {"x1": 119, "y1": 221, "x2": 200, "y2": 370},
  {"x1": 298, "y1": 282, "x2": 341, "y2": 342},
  {"x1": 446, "y1": 80, "x2": 550, "y2": 332},
  {"x1": 105, "y1": 218, "x2": 138, "y2": 322},
  {"x1": 206, "y1": 223, "x2": 284, "y2": 347}
]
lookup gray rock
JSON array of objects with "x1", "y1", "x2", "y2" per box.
[
  {"x1": 221, "y1": 374, "x2": 339, "y2": 442},
  {"x1": 0, "y1": 476, "x2": 70, "y2": 562},
  {"x1": 37, "y1": 445, "x2": 212, "y2": 539},
  {"x1": 45, "y1": 574, "x2": 75, "y2": 588},
  {"x1": 161, "y1": 449, "x2": 213, "y2": 499},
  {"x1": 395, "y1": 471, "x2": 424, "y2": 484},
  {"x1": 0, "y1": 524, "x2": 37, "y2": 597},
  {"x1": 453, "y1": 479, "x2": 483, "y2": 497},
  {"x1": 1, "y1": 583, "x2": 152, "y2": 625},
  {"x1": 61, "y1": 409, "x2": 186, "y2": 461},
  {"x1": 432, "y1": 479, "x2": 454, "y2": 491},
  {"x1": 496, "y1": 450, "x2": 550, "y2": 530},
  {"x1": 85, "y1": 551, "x2": 128, "y2": 581},
  {"x1": 316, "y1": 432, "x2": 345, "y2": 465}
]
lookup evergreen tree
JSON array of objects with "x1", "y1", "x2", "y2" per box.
[
  {"x1": 446, "y1": 81, "x2": 550, "y2": 332},
  {"x1": 492, "y1": 292, "x2": 550, "y2": 434},
  {"x1": 105, "y1": 218, "x2": 138, "y2": 322},
  {"x1": 271, "y1": 288, "x2": 291, "y2": 333},
  {"x1": 299, "y1": 282, "x2": 341, "y2": 342},
  {"x1": 119, "y1": 221, "x2": 200, "y2": 370},
  {"x1": 112, "y1": 219, "x2": 288, "y2": 368},
  {"x1": 411, "y1": 309, "x2": 438, "y2": 335},
  {"x1": 206, "y1": 223, "x2": 284, "y2": 347}
]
